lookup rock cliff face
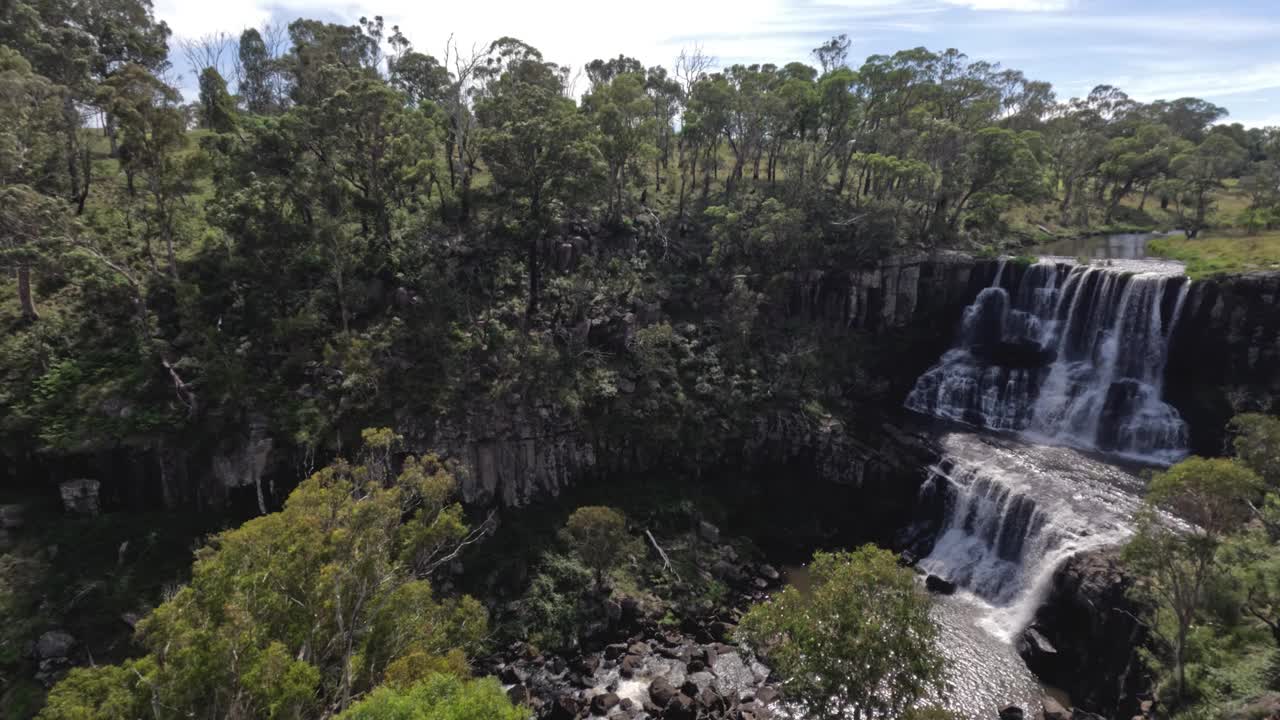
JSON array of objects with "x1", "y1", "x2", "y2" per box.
[
  {"x1": 789, "y1": 251, "x2": 983, "y2": 332},
  {"x1": 1018, "y1": 550, "x2": 1149, "y2": 719},
  {"x1": 1167, "y1": 271, "x2": 1280, "y2": 455},
  {"x1": 408, "y1": 406, "x2": 597, "y2": 507}
]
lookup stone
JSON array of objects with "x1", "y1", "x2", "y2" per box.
[
  {"x1": 697, "y1": 686, "x2": 726, "y2": 713},
  {"x1": 698, "y1": 520, "x2": 721, "y2": 544},
  {"x1": 35, "y1": 630, "x2": 75, "y2": 660},
  {"x1": 58, "y1": 479, "x2": 100, "y2": 515},
  {"x1": 1042, "y1": 696, "x2": 1071, "y2": 720},
  {"x1": 606, "y1": 600, "x2": 622, "y2": 624},
  {"x1": 619, "y1": 654, "x2": 643, "y2": 678},
  {"x1": 547, "y1": 695, "x2": 580, "y2": 720},
  {"x1": 506, "y1": 684, "x2": 533, "y2": 706},
  {"x1": 664, "y1": 694, "x2": 697, "y2": 720},
  {"x1": 757, "y1": 564, "x2": 780, "y2": 582},
  {"x1": 605, "y1": 643, "x2": 629, "y2": 660},
  {"x1": 0, "y1": 504, "x2": 24, "y2": 529},
  {"x1": 575, "y1": 654, "x2": 601, "y2": 675},
  {"x1": 999, "y1": 706, "x2": 1025, "y2": 720},
  {"x1": 649, "y1": 677, "x2": 677, "y2": 707},
  {"x1": 499, "y1": 664, "x2": 527, "y2": 685},
  {"x1": 627, "y1": 641, "x2": 650, "y2": 656},
  {"x1": 754, "y1": 686, "x2": 780, "y2": 705},
  {"x1": 709, "y1": 621, "x2": 734, "y2": 642},
  {"x1": 590, "y1": 692, "x2": 619, "y2": 715},
  {"x1": 925, "y1": 574, "x2": 956, "y2": 594}
]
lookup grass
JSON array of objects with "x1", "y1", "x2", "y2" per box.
[{"x1": 1148, "y1": 229, "x2": 1280, "y2": 279}]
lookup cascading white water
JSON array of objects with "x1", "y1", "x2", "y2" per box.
[
  {"x1": 905, "y1": 260, "x2": 1190, "y2": 464},
  {"x1": 902, "y1": 258, "x2": 1190, "y2": 717},
  {"x1": 915, "y1": 433, "x2": 1145, "y2": 641}
]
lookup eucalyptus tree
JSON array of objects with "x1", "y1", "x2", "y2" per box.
[
  {"x1": 476, "y1": 40, "x2": 603, "y2": 315},
  {"x1": 583, "y1": 66, "x2": 657, "y2": 222}
]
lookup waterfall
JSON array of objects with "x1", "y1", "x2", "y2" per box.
[
  {"x1": 913, "y1": 433, "x2": 1144, "y2": 641},
  {"x1": 905, "y1": 260, "x2": 1190, "y2": 464}
]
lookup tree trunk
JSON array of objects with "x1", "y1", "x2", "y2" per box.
[{"x1": 17, "y1": 266, "x2": 38, "y2": 321}]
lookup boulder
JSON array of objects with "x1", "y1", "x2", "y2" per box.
[
  {"x1": 925, "y1": 574, "x2": 956, "y2": 594},
  {"x1": 499, "y1": 664, "x2": 527, "y2": 685},
  {"x1": 0, "y1": 504, "x2": 24, "y2": 529},
  {"x1": 709, "y1": 621, "x2": 734, "y2": 642},
  {"x1": 757, "y1": 564, "x2": 780, "y2": 582},
  {"x1": 506, "y1": 684, "x2": 533, "y2": 706},
  {"x1": 664, "y1": 694, "x2": 697, "y2": 720},
  {"x1": 1042, "y1": 696, "x2": 1071, "y2": 720},
  {"x1": 35, "y1": 630, "x2": 76, "y2": 660},
  {"x1": 754, "y1": 686, "x2": 780, "y2": 705},
  {"x1": 698, "y1": 520, "x2": 721, "y2": 544},
  {"x1": 546, "y1": 695, "x2": 580, "y2": 720},
  {"x1": 649, "y1": 677, "x2": 677, "y2": 707},
  {"x1": 590, "y1": 692, "x2": 619, "y2": 715},
  {"x1": 998, "y1": 706, "x2": 1024, "y2": 720},
  {"x1": 59, "y1": 479, "x2": 100, "y2": 515}
]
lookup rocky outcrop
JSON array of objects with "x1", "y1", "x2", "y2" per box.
[
  {"x1": 407, "y1": 405, "x2": 597, "y2": 507},
  {"x1": 1018, "y1": 550, "x2": 1149, "y2": 718},
  {"x1": 1168, "y1": 271, "x2": 1280, "y2": 455},
  {"x1": 789, "y1": 252, "x2": 982, "y2": 332}
]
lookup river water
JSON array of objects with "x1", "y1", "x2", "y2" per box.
[
  {"x1": 916, "y1": 432, "x2": 1147, "y2": 718},
  {"x1": 1032, "y1": 230, "x2": 1184, "y2": 261}
]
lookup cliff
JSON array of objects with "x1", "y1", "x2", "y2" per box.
[{"x1": 1167, "y1": 271, "x2": 1280, "y2": 455}]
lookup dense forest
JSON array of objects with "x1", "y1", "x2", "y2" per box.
[{"x1": 4, "y1": 0, "x2": 1280, "y2": 718}]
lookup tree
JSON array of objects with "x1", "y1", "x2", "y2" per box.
[
  {"x1": 1164, "y1": 133, "x2": 1246, "y2": 238},
  {"x1": 1231, "y1": 413, "x2": 1280, "y2": 493},
  {"x1": 737, "y1": 547, "x2": 946, "y2": 720},
  {"x1": 1124, "y1": 456, "x2": 1263, "y2": 704},
  {"x1": 101, "y1": 64, "x2": 196, "y2": 281},
  {"x1": 237, "y1": 27, "x2": 276, "y2": 114},
  {"x1": 476, "y1": 44, "x2": 602, "y2": 315},
  {"x1": 583, "y1": 68, "x2": 656, "y2": 222},
  {"x1": 41, "y1": 437, "x2": 488, "y2": 718},
  {"x1": 196, "y1": 66, "x2": 237, "y2": 132},
  {"x1": 335, "y1": 673, "x2": 525, "y2": 720},
  {"x1": 562, "y1": 505, "x2": 630, "y2": 589},
  {"x1": 813, "y1": 34, "x2": 851, "y2": 75},
  {"x1": 0, "y1": 45, "x2": 67, "y2": 320}
]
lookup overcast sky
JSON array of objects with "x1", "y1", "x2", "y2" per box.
[{"x1": 154, "y1": 0, "x2": 1280, "y2": 128}]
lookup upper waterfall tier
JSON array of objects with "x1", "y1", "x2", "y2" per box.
[{"x1": 905, "y1": 260, "x2": 1190, "y2": 464}]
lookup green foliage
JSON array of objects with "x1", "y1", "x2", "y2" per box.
[
  {"x1": 737, "y1": 546, "x2": 946, "y2": 720},
  {"x1": 336, "y1": 674, "x2": 524, "y2": 720},
  {"x1": 512, "y1": 551, "x2": 596, "y2": 650},
  {"x1": 562, "y1": 505, "x2": 631, "y2": 586},
  {"x1": 1125, "y1": 432, "x2": 1280, "y2": 715},
  {"x1": 39, "y1": 436, "x2": 487, "y2": 719},
  {"x1": 1147, "y1": 456, "x2": 1262, "y2": 537},
  {"x1": 1232, "y1": 414, "x2": 1280, "y2": 492}
]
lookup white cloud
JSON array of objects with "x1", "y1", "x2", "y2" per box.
[
  {"x1": 1110, "y1": 62, "x2": 1280, "y2": 101},
  {"x1": 942, "y1": 0, "x2": 1070, "y2": 10}
]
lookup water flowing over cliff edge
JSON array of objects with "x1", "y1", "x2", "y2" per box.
[{"x1": 906, "y1": 259, "x2": 1191, "y2": 465}]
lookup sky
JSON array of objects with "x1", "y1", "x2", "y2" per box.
[{"x1": 153, "y1": 0, "x2": 1280, "y2": 128}]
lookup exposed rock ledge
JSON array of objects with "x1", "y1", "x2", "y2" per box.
[{"x1": 1018, "y1": 550, "x2": 1149, "y2": 719}]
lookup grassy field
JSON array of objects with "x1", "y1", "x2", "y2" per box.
[{"x1": 1148, "y1": 228, "x2": 1280, "y2": 278}]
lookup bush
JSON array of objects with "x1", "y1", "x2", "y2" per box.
[{"x1": 336, "y1": 674, "x2": 524, "y2": 720}]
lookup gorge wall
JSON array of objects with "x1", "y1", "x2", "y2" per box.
[{"x1": 1166, "y1": 270, "x2": 1280, "y2": 455}]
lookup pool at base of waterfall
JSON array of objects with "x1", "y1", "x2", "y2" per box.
[{"x1": 930, "y1": 588, "x2": 1045, "y2": 718}]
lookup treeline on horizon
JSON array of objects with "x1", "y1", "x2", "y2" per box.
[{"x1": 2, "y1": 0, "x2": 1280, "y2": 513}]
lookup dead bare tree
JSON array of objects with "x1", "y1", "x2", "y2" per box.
[
  {"x1": 181, "y1": 32, "x2": 236, "y2": 79},
  {"x1": 442, "y1": 36, "x2": 486, "y2": 223}
]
